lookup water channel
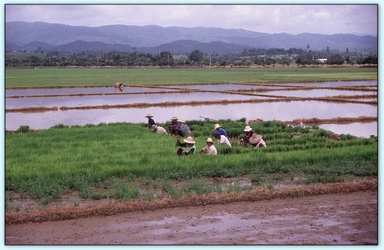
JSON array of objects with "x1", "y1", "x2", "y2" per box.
[{"x1": 5, "y1": 80, "x2": 377, "y2": 138}]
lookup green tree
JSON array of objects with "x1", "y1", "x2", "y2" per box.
[
  {"x1": 157, "y1": 51, "x2": 174, "y2": 66},
  {"x1": 188, "y1": 50, "x2": 204, "y2": 63}
]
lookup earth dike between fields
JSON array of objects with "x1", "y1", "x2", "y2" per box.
[
  {"x1": 5, "y1": 178, "x2": 378, "y2": 245},
  {"x1": 5, "y1": 176, "x2": 377, "y2": 225}
]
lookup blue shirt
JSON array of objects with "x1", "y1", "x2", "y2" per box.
[
  {"x1": 216, "y1": 127, "x2": 228, "y2": 138},
  {"x1": 147, "y1": 118, "x2": 155, "y2": 127},
  {"x1": 180, "y1": 123, "x2": 191, "y2": 137}
]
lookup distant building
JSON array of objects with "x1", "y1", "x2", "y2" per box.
[{"x1": 316, "y1": 58, "x2": 328, "y2": 63}]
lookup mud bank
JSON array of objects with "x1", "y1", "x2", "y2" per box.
[
  {"x1": 5, "y1": 179, "x2": 377, "y2": 225},
  {"x1": 5, "y1": 188, "x2": 378, "y2": 245}
]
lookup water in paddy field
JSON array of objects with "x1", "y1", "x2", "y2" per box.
[{"x1": 5, "y1": 80, "x2": 377, "y2": 138}]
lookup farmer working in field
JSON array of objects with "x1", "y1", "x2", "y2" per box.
[
  {"x1": 178, "y1": 119, "x2": 191, "y2": 137},
  {"x1": 199, "y1": 137, "x2": 217, "y2": 155},
  {"x1": 241, "y1": 125, "x2": 254, "y2": 147},
  {"x1": 145, "y1": 114, "x2": 156, "y2": 128},
  {"x1": 214, "y1": 123, "x2": 228, "y2": 138},
  {"x1": 168, "y1": 116, "x2": 182, "y2": 136},
  {"x1": 241, "y1": 125, "x2": 267, "y2": 147},
  {"x1": 150, "y1": 125, "x2": 168, "y2": 134},
  {"x1": 176, "y1": 136, "x2": 196, "y2": 155},
  {"x1": 114, "y1": 82, "x2": 124, "y2": 92},
  {"x1": 213, "y1": 132, "x2": 231, "y2": 147},
  {"x1": 249, "y1": 133, "x2": 267, "y2": 147}
]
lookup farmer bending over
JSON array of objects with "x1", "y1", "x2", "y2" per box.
[
  {"x1": 214, "y1": 124, "x2": 228, "y2": 138},
  {"x1": 213, "y1": 132, "x2": 231, "y2": 147},
  {"x1": 151, "y1": 125, "x2": 168, "y2": 134},
  {"x1": 169, "y1": 116, "x2": 182, "y2": 136},
  {"x1": 145, "y1": 114, "x2": 155, "y2": 128},
  {"x1": 249, "y1": 133, "x2": 267, "y2": 147},
  {"x1": 241, "y1": 125, "x2": 254, "y2": 147},
  {"x1": 178, "y1": 119, "x2": 191, "y2": 137}
]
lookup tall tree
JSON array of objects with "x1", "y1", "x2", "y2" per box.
[
  {"x1": 158, "y1": 51, "x2": 174, "y2": 66},
  {"x1": 189, "y1": 50, "x2": 204, "y2": 63}
]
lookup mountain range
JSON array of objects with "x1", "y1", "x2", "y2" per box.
[{"x1": 6, "y1": 21, "x2": 378, "y2": 54}]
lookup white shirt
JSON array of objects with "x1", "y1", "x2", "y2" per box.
[
  {"x1": 218, "y1": 135, "x2": 231, "y2": 147},
  {"x1": 154, "y1": 126, "x2": 167, "y2": 134},
  {"x1": 202, "y1": 144, "x2": 217, "y2": 155}
]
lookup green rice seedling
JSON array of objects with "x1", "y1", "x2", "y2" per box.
[
  {"x1": 306, "y1": 174, "x2": 344, "y2": 183},
  {"x1": 184, "y1": 179, "x2": 214, "y2": 195},
  {"x1": 50, "y1": 124, "x2": 67, "y2": 129},
  {"x1": 160, "y1": 181, "x2": 184, "y2": 199},
  {"x1": 225, "y1": 181, "x2": 242, "y2": 193},
  {"x1": 16, "y1": 125, "x2": 30, "y2": 133},
  {"x1": 5, "y1": 120, "x2": 378, "y2": 205},
  {"x1": 5, "y1": 67, "x2": 377, "y2": 88},
  {"x1": 77, "y1": 184, "x2": 94, "y2": 199},
  {"x1": 40, "y1": 196, "x2": 54, "y2": 206},
  {"x1": 339, "y1": 134, "x2": 356, "y2": 141},
  {"x1": 142, "y1": 191, "x2": 157, "y2": 201},
  {"x1": 250, "y1": 172, "x2": 265, "y2": 183},
  {"x1": 109, "y1": 180, "x2": 140, "y2": 200},
  {"x1": 199, "y1": 164, "x2": 232, "y2": 178},
  {"x1": 140, "y1": 176, "x2": 155, "y2": 186}
]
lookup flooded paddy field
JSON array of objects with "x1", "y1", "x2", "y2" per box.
[
  {"x1": 6, "y1": 92, "x2": 273, "y2": 109},
  {"x1": 5, "y1": 80, "x2": 377, "y2": 137}
]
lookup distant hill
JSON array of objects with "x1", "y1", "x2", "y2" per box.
[
  {"x1": 5, "y1": 21, "x2": 378, "y2": 54},
  {"x1": 138, "y1": 40, "x2": 252, "y2": 54}
]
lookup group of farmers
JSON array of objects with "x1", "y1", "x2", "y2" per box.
[{"x1": 145, "y1": 114, "x2": 267, "y2": 156}]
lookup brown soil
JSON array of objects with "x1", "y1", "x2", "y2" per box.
[{"x1": 5, "y1": 189, "x2": 378, "y2": 245}]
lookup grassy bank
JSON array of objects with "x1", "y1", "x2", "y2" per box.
[
  {"x1": 5, "y1": 120, "x2": 378, "y2": 211},
  {"x1": 5, "y1": 67, "x2": 377, "y2": 88}
]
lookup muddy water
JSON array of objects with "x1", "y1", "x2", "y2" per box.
[
  {"x1": 7, "y1": 89, "x2": 375, "y2": 109},
  {"x1": 5, "y1": 80, "x2": 377, "y2": 96},
  {"x1": 6, "y1": 92, "x2": 271, "y2": 109},
  {"x1": 5, "y1": 81, "x2": 377, "y2": 137},
  {"x1": 168, "y1": 80, "x2": 377, "y2": 89},
  {"x1": 5, "y1": 101, "x2": 378, "y2": 137},
  {"x1": 5, "y1": 86, "x2": 171, "y2": 96},
  {"x1": 259, "y1": 89, "x2": 377, "y2": 98},
  {"x1": 5, "y1": 190, "x2": 378, "y2": 244},
  {"x1": 319, "y1": 122, "x2": 377, "y2": 138}
]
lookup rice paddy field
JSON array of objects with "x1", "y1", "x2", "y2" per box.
[
  {"x1": 4, "y1": 66, "x2": 378, "y2": 223},
  {"x1": 5, "y1": 66, "x2": 377, "y2": 88},
  {"x1": 5, "y1": 119, "x2": 378, "y2": 217}
]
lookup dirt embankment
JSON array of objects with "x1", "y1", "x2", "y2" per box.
[
  {"x1": 5, "y1": 187, "x2": 378, "y2": 245},
  {"x1": 5, "y1": 179, "x2": 377, "y2": 225}
]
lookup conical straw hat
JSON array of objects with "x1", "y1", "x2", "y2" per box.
[{"x1": 249, "y1": 134, "x2": 262, "y2": 144}]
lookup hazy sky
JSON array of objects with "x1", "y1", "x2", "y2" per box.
[{"x1": 5, "y1": 4, "x2": 378, "y2": 36}]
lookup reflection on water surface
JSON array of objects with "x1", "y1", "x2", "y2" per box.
[{"x1": 5, "y1": 81, "x2": 377, "y2": 137}]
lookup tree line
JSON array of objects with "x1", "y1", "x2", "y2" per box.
[{"x1": 5, "y1": 47, "x2": 377, "y2": 68}]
